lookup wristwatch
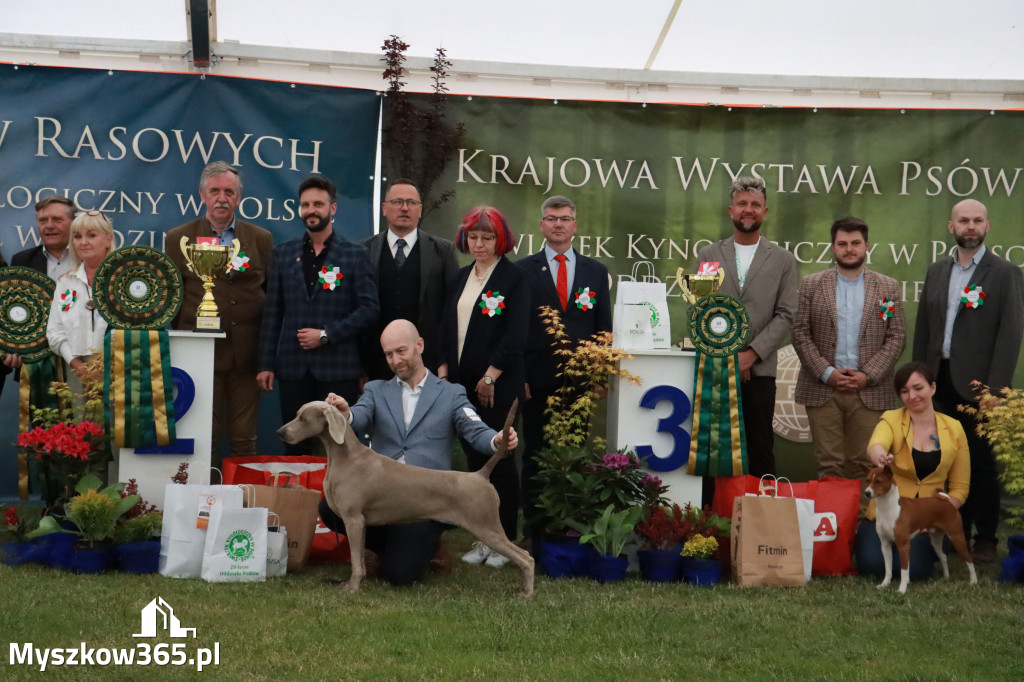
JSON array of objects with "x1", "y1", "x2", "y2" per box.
[
  {"x1": 319, "y1": 330, "x2": 328, "y2": 345},
  {"x1": 483, "y1": 375, "x2": 494, "y2": 385}
]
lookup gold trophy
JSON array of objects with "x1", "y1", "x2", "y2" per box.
[
  {"x1": 179, "y1": 236, "x2": 241, "y2": 332},
  {"x1": 675, "y1": 265, "x2": 725, "y2": 304}
]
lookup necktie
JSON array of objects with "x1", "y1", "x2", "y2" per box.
[
  {"x1": 555, "y1": 254, "x2": 568, "y2": 311},
  {"x1": 394, "y1": 238, "x2": 407, "y2": 268}
]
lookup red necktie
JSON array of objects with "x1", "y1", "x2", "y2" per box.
[{"x1": 555, "y1": 254, "x2": 568, "y2": 311}]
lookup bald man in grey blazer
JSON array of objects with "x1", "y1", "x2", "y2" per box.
[{"x1": 696, "y1": 176, "x2": 798, "y2": 477}]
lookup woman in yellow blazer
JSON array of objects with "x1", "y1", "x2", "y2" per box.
[{"x1": 855, "y1": 361, "x2": 971, "y2": 580}]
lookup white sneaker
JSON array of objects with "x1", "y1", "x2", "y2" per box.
[
  {"x1": 461, "y1": 542, "x2": 493, "y2": 565},
  {"x1": 485, "y1": 551, "x2": 510, "y2": 569}
]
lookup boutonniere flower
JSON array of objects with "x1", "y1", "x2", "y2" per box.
[
  {"x1": 60, "y1": 289, "x2": 77, "y2": 312},
  {"x1": 230, "y1": 252, "x2": 251, "y2": 273},
  {"x1": 879, "y1": 296, "x2": 895, "y2": 320},
  {"x1": 479, "y1": 290, "x2": 506, "y2": 317},
  {"x1": 575, "y1": 286, "x2": 596, "y2": 311},
  {"x1": 319, "y1": 265, "x2": 343, "y2": 291},
  {"x1": 961, "y1": 284, "x2": 986, "y2": 308}
]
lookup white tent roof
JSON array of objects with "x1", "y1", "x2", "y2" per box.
[{"x1": 2, "y1": 1, "x2": 1022, "y2": 107}]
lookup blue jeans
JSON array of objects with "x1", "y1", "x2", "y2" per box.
[{"x1": 854, "y1": 518, "x2": 938, "y2": 581}]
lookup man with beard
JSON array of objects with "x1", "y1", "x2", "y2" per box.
[
  {"x1": 914, "y1": 198, "x2": 1023, "y2": 562},
  {"x1": 257, "y1": 174, "x2": 378, "y2": 455},
  {"x1": 166, "y1": 161, "x2": 273, "y2": 461},
  {"x1": 696, "y1": 176, "x2": 798, "y2": 477},
  {"x1": 792, "y1": 217, "x2": 905, "y2": 486}
]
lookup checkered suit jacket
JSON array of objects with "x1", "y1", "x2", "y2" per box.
[
  {"x1": 793, "y1": 267, "x2": 905, "y2": 410},
  {"x1": 257, "y1": 233, "x2": 378, "y2": 381}
]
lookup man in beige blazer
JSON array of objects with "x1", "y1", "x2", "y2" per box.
[
  {"x1": 793, "y1": 216, "x2": 905, "y2": 483},
  {"x1": 696, "y1": 176, "x2": 798, "y2": 477}
]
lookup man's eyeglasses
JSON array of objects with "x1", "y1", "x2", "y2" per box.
[
  {"x1": 542, "y1": 216, "x2": 575, "y2": 224},
  {"x1": 386, "y1": 199, "x2": 422, "y2": 208}
]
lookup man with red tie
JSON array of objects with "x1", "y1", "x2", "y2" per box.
[{"x1": 517, "y1": 196, "x2": 612, "y2": 543}]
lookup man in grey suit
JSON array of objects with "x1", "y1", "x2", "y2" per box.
[
  {"x1": 361, "y1": 178, "x2": 458, "y2": 379},
  {"x1": 696, "y1": 176, "x2": 799, "y2": 477},
  {"x1": 914, "y1": 198, "x2": 1024, "y2": 562},
  {"x1": 320, "y1": 319, "x2": 518, "y2": 586}
]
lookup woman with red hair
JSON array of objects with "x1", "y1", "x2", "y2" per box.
[{"x1": 440, "y1": 206, "x2": 529, "y2": 568}]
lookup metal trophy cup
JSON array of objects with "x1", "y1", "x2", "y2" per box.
[
  {"x1": 675, "y1": 266, "x2": 725, "y2": 304},
  {"x1": 179, "y1": 236, "x2": 240, "y2": 332}
]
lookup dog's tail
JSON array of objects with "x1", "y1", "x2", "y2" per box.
[{"x1": 477, "y1": 398, "x2": 518, "y2": 479}]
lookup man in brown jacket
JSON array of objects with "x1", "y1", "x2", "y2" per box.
[
  {"x1": 793, "y1": 216, "x2": 905, "y2": 482},
  {"x1": 166, "y1": 161, "x2": 273, "y2": 460}
]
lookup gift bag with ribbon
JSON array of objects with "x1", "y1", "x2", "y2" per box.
[
  {"x1": 613, "y1": 261, "x2": 670, "y2": 349},
  {"x1": 266, "y1": 512, "x2": 288, "y2": 579},
  {"x1": 201, "y1": 504, "x2": 269, "y2": 582},
  {"x1": 239, "y1": 476, "x2": 321, "y2": 572},
  {"x1": 731, "y1": 493, "x2": 807, "y2": 586},
  {"x1": 159, "y1": 482, "x2": 243, "y2": 578}
]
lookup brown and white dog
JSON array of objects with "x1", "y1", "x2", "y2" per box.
[{"x1": 864, "y1": 465, "x2": 977, "y2": 593}]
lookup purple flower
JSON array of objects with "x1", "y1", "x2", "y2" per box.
[
  {"x1": 601, "y1": 452, "x2": 634, "y2": 470},
  {"x1": 641, "y1": 474, "x2": 663, "y2": 489}
]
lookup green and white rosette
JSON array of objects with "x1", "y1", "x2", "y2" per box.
[
  {"x1": 687, "y1": 292, "x2": 752, "y2": 477},
  {"x1": 0, "y1": 266, "x2": 63, "y2": 498},
  {"x1": 93, "y1": 246, "x2": 183, "y2": 449}
]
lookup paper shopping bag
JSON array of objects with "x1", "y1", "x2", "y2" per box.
[
  {"x1": 731, "y1": 495, "x2": 806, "y2": 586},
  {"x1": 614, "y1": 261, "x2": 670, "y2": 349},
  {"x1": 201, "y1": 505, "x2": 268, "y2": 582},
  {"x1": 266, "y1": 513, "x2": 288, "y2": 578},
  {"x1": 159, "y1": 483, "x2": 243, "y2": 578},
  {"x1": 240, "y1": 478, "x2": 320, "y2": 572}
]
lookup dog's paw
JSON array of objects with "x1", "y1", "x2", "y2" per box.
[
  {"x1": 877, "y1": 580, "x2": 890, "y2": 589},
  {"x1": 336, "y1": 580, "x2": 361, "y2": 594}
]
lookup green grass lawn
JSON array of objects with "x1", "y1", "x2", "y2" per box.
[{"x1": 2, "y1": 530, "x2": 1022, "y2": 681}]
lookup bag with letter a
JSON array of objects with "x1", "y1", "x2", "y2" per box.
[
  {"x1": 613, "y1": 261, "x2": 670, "y2": 349},
  {"x1": 201, "y1": 505, "x2": 269, "y2": 582},
  {"x1": 159, "y1": 483, "x2": 244, "y2": 578},
  {"x1": 731, "y1": 494, "x2": 807, "y2": 586}
]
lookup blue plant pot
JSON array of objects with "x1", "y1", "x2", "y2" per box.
[
  {"x1": 43, "y1": 533, "x2": 77, "y2": 569},
  {"x1": 114, "y1": 540, "x2": 161, "y2": 574},
  {"x1": 538, "y1": 536, "x2": 591, "y2": 578},
  {"x1": 1006, "y1": 535, "x2": 1024, "y2": 557},
  {"x1": 71, "y1": 544, "x2": 113, "y2": 574},
  {"x1": 588, "y1": 552, "x2": 629, "y2": 583},
  {"x1": 638, "y1": 548, "x2": 683, "y2": 582},
  {"x1": 681, "y1": 557, "x2": 722, "y2": 586},
  {"x1": 1, "y1": 540, "x2": 49, "y2": 565}
]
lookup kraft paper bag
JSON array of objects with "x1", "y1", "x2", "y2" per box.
[
  {"x1": 201, "y1": 505, "x2": 269, "y2": 583},
  {"x1": 239, "y1": 479, "x2": 321, "y2": 573},
  {"x1": 159, "y1": 483, "x2": 244, "y2": 578},
  {"x1": 731, "y1": 495, "x2": 807, "y2": 587}
]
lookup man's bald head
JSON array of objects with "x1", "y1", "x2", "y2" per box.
[
  {"x1": 948, "y1": 198, "x2": 990, "y2": 251},
  {"x1": 380, "y1": 319, "x2": 426, "y2": 384}
]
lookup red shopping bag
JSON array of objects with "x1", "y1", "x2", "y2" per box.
[{"x1": 714, "y1": 475, "x2": 860, "y2": 576}]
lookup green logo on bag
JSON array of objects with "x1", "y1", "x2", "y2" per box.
[
  {"x1": 643, "y1": 301, "x2": 660, "y2": 327},
  {"x1": 224, "y1": 530, "x2": 255, "y2": 561}
]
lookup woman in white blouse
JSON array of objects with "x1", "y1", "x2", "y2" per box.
[{"x1": 46, "y1": 210, "x2": 116, "y2": 380}]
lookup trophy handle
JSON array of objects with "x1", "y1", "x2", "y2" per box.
[
  {"x1": 676, "y1": 267, "x2": 696, "y2": 305},
  {"x1": 717, "y1": 269, "x2": 725, "y2": 289},
  {"x1": 179, "y1": 236, "x2": 196, "y2": 274},
  {"x1": 224, "y1": 239, "x2": 242, "y2": 273}
]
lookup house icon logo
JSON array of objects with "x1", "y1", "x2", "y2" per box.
[{"x1": 133, "y1": 597, "x2": 197, "y2": 638}]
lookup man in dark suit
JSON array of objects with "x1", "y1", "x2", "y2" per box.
[
  {"x1": 914, "y1": 198, "x2": 1024, "y2": 562},
  {"x1": 517, "y1": 195, "x2": 612, "y2": 535},
  {"x1": 4, "y1": 195, "x2": 75, "y2": 376},
  {"x1": 166, "y1": 161, "x2": 274, "y2": 460},
  {"x1": 257, "y1": 174, "x2": 379, "y2": 455},
  {"x1": 360, "y1": 178, "x2": 458, "y2": 379},
  {"x1": 320, "y1": 319, "x2": 517, "y2": 585}
]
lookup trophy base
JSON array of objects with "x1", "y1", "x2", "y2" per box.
[{"x1": 194, "y1": 316, "x2": 222, "y2": 333}]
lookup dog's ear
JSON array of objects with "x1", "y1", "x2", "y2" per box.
[
  {"x1": 882, "y1": 464, "x2": 893, "y2": 475},
  {"x1": 324, "y1": 405, "x2": 348, "y2": 445}
]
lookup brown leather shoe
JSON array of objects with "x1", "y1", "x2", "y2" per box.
[
  {"x1": 429, "y1": 544, "x2": 454, "y2": 576},
  {"x1": 972, "y1": 539, "x2": 998, "y2": 563}
]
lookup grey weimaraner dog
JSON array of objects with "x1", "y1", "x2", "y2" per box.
[{"x1": 278, "y1": 400, "x2": 534, "y2": 597}]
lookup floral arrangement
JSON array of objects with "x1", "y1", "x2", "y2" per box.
[
  {"x1": 29, "y1": 474, "x2": 140, "y2": 548},
  {"x1": 4, "y1": 506, "x2": 34, "y2": 542},
  {"x1": 682, "y1": 503, "x2": 731, "y2": 540},
  {"x1": 681, "y1": 534, "x2": 720, "y2": 559},
  {"x1": 17, "y1": 420, "x2": 107, "y2": 508},
  {"x1": 961, "y1": 381, "x2": 1024, "y2": 527},
  {"x1": 636, "y1": 504, "x2": 690, "y2": 550}
]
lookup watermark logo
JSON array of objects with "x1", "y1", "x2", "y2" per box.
[{"x1": 134, "y1": 597, "x2": 196, "y2": 639}]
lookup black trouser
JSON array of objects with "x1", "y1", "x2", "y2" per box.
[
  {"x1": 460, "y1": 397, "x2": 520, "y2": 542},
  {"x1": 318, "y1": 497, "x2": 446, "y2": 586},
  {"x1": 278, "y1": 373, "x2": 361, "y2": 456},
  {"x1": 520, "y1": 387, "x2": 553, "y2": 538},
  {"x1": 934, "y1": 361, "x2": 1000, "y2": 545},
  {"x1": 704, "y1": 376, "x2": 778, "y2": 506}
]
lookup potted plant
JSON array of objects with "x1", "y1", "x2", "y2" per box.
[
  {"x1": 1, "y1": 506, "x2": 47, "y2": 565},
  {"x1": 112, "y1": 478, "x2": 162, "y2": 573},
  {"x1": 570, "y1": 504, "x2": 645, "y2": 583},
  {"x1": 635, "y1": 503, "x2": 690, "y2": 582},
  {"x1": 29, "y1": 474, "x2": 140, "y2": 573},
  {"x1": 680, "y1": 535, "x2": 723, "y2": 585}
]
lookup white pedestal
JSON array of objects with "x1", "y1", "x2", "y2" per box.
[
  {"x1": 115, "y1": 330, "x2": 222, "y2": 509},
  {"x1": 607, "y1": 348, "x2": 702, "y2": 508}
]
